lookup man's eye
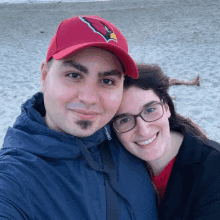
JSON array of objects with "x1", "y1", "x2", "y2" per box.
[
  {"x1": 67, "y1": 73, "x2": 81, "y2": 79},
  {"x1": 101, "y1": 79, "x2": 114, "y2": 85}
]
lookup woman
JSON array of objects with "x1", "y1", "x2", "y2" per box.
[{"x1": 112, "y1": 64, "x2": 220, "y2": 220}]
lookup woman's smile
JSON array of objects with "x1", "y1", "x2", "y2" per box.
[{"x1": 135, "y1": 132, "x2": 159, "y2": 149}]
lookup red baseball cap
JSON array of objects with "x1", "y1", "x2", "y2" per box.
[{"x1": 46, "y1": 15, "x2": 138, "y2": 79}]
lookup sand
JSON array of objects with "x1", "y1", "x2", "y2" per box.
[{"x1": 0, "y1": 0, "x2": 220, "y2": 146}]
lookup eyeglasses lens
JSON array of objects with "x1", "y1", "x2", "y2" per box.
[
  {"x1": 141, "y1": 104, "x2": 163, "y2": 122},
  {"x1": 113, "y1": 115, "x2": 135, "y2": 133},
  {"x1": 114, "y1": 103, "x2": 163, "y2": 133}
]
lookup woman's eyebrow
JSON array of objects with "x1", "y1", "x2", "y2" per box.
[
  {"x1": 114, "y1": 112, "x2": 131, "y2": 119},
  {"x1": 115, "y1": 101, "x2": 159, "y2": 119},
  {"x1": 142, "y1": 101, "x2": 158, "y2": 110}
]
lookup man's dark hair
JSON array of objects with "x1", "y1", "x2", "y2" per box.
[{"x1": 47, "y1": 58, "x2": 54, "y2": 70}]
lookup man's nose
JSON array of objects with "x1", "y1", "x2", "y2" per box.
[
  {"x1": 135, "y1": 117, "x2": 151, "y2": 136},
  {"x1": 78, "y1": 82, "x2": 99, "y2": 106}
]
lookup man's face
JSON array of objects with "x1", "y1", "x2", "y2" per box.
[{"x1": 40, "y1": 47, "x2": 124, "y2": 137}]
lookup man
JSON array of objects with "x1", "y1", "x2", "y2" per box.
[{"x1": 1, "y1": 16, "x2": 157, "y2": 219}]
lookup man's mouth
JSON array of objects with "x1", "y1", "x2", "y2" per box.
[
  {"x1": 71, "y1": 109, "x2": 101, "y2": 120},
  {"x1": 72, "y1": 109, "x2": 100, "y2": 115}
]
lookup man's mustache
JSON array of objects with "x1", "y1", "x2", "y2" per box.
[{"x1": 66, "y1": 103, "x2": 103, "y2": 114}]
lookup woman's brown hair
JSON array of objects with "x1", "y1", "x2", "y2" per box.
[{"x1": 124, "y1": 64, "x2": 207, "y2": 140}]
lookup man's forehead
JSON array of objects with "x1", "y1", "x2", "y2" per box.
[
  {"x1": 59, "y1": 55, "x2": 123, "y2": 79},
  {"x1": 61, "y1": 47, "x2": 124, "y2": 69}
]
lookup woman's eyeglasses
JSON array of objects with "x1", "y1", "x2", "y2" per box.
[{"x1": 112, "y1": 101, "x2": 164, "y2": 133}]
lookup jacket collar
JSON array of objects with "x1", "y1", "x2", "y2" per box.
[
  {"x1": 176, "y1": 133, "x2": 204, "y2": 166},
  {"x1": 3, "y1": 92, "x2": 110, "y2": 159}
]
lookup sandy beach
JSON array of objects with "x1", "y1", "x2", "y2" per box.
[{"x1": 0, "y1": 0, "x2": 220, "y2": 146}]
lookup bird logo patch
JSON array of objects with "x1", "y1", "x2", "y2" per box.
[{"x1": 79, "y1": 16, "x2": 117, "y2": 42}]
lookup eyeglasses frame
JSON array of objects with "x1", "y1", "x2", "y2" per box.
[{"x1": 112, "y1": 100, "x2": 165, "y2": 134}]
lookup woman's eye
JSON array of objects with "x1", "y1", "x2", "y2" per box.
[
  {"x1": 118, "y1": 117, "x2": 130, "y2": 125},
  {"x1": 101, "y1": 79, "x2": 114, "y2": 85},
  {"x1": 145, "y1": 108, "x2": 155, "y2": 114}
]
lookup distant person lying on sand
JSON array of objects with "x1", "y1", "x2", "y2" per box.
[
  {"x1": 169, "y1": 75, "x2": 200, "y2": 100},
  {"x1": 169, "y1": 76, "x2": 200, "y2": 86}
]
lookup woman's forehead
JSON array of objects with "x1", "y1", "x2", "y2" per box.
[{"x1": 117, "y1": 87, "x2": 160, "y2": 115}]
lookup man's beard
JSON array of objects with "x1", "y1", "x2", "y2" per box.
[{"x1": 75, "y1": 120, "x2": 93, "y2": 130}]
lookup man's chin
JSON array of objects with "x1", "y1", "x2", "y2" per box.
[
  {"x1": 75, "y1": 120, "x2": 93, "y2": 130},
  {"x1": 65, "y1": 125, "x2": 99, "y2": 138},
  {"x1": 64, "y1": 119, "x2": 109, "y2": 138},
  {"x1": 71, "y1": 128, "x2": 99, "y2": 138}
]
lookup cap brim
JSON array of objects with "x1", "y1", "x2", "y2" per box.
[{"x1": 52, "y1": 42, "x2": 138, "y2": 79}]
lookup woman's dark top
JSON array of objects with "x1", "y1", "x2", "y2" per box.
[{"x1": 159, "y1": 133, "x2": 220, "y2": 220}]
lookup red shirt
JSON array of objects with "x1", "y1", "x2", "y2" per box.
[{"x1": 151, "y1": 157, "x2": 176, "y2": 200}]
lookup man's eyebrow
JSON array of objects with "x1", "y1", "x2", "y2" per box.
[
  {"x1": 62, "y1": 60, "x2": 88, "y2": 73},
  {"x1": 98, "y1": 70, "x2": 122, "y2": 79},
  {"x1": 115, "y1": 101, "x2": 159, "y2": 119}
]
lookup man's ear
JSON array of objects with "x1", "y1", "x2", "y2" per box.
[
  {"x1": 164, "y1": 103, "x2": 171, "y2": 118},
  {"x1": 40, "y1": 61, "x2": 48, "y2": 93}
]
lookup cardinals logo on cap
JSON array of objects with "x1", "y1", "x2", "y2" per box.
[{"x1": 79, "y1": 16, "x2": 117, "y2": 42}]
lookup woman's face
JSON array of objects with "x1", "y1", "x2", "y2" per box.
[{"x1": 115, "y1": 87, "x2": 171, "y2": 162}]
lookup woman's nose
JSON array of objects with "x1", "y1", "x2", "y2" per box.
[{"x1": 135, "y1": 117, "x2": 151, "y2": 136}]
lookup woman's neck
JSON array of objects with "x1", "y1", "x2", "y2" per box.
[{"x1": 147, "y1": 131, "x2": 184, "y2": 176}]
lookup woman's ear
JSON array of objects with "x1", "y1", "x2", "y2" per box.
[
  {"x1": 164, "y1": 103, "x2": 171, "y2": 118},
  {"x1": 40, "y1": 61, "x2": 48, "y2": 93}
]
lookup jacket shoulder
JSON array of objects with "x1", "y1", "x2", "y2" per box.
[
  {"x1": 202, "y1": 138, "x2": 220, "y2": 152},
  {"x1": 0, "y1": 151, "x2": 33, "y2": 219}
]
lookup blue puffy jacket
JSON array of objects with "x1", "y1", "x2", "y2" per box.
[{"x1": 0, "y1": 92, "x2": 158, "y2": 220}]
